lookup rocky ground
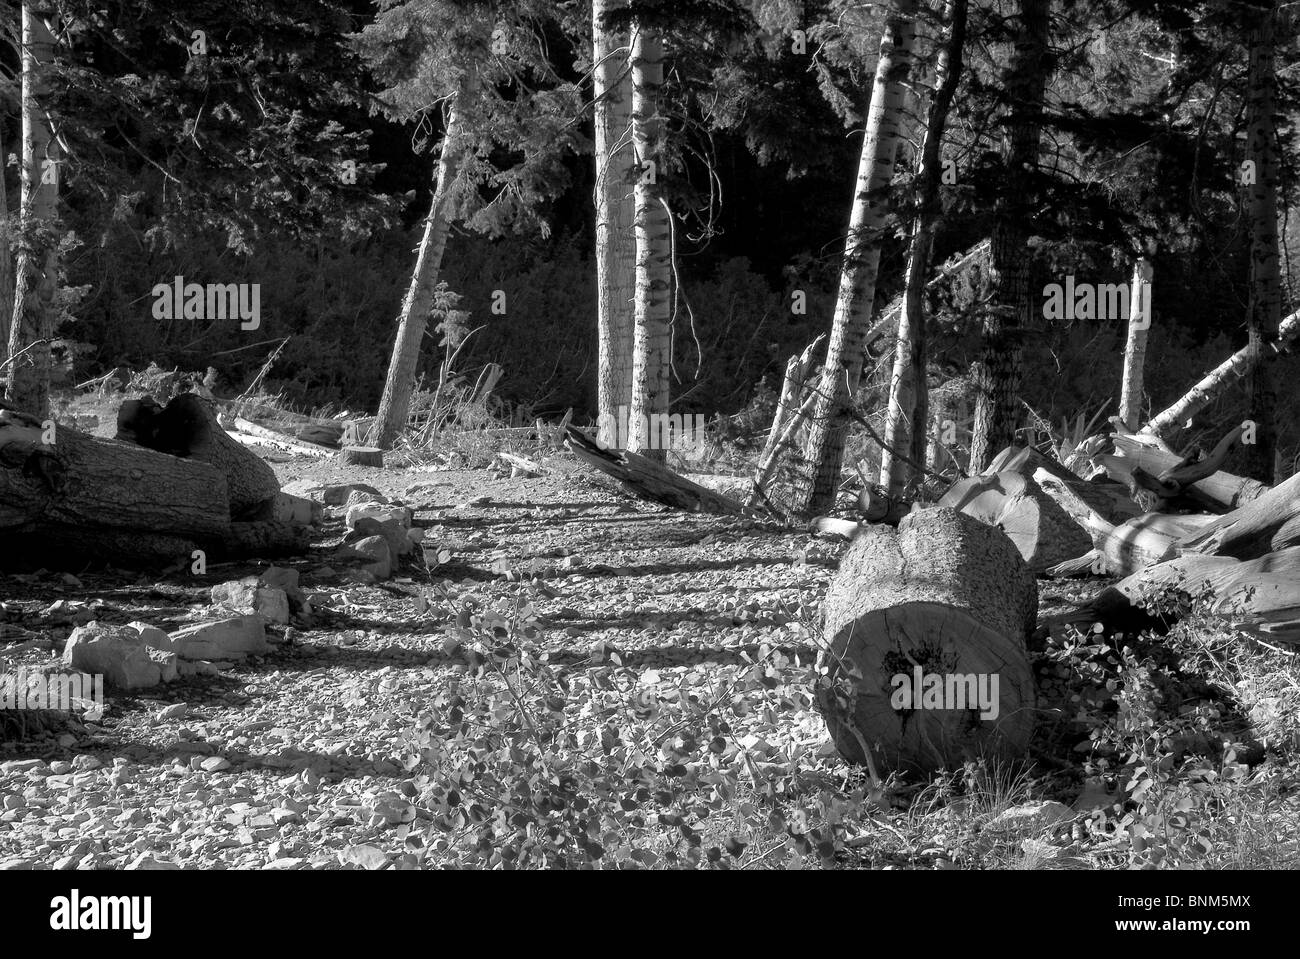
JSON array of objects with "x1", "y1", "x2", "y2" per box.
[{"x1": 0, "y1": 451, "x2": 868, "y2": 869}]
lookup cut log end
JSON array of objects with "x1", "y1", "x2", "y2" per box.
[
  {"x1": 339, "y1": 446, "x2": 385, "y2": 468},
  {"x1": 817, "y1": 601, "x2": 1037, "y2": 774}
]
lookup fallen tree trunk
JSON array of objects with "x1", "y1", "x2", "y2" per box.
[
  {"x1": 566, "y1": 426, "x2": 744, "y2": 515},
  {"x1": 1033, "y1": 470, "x2": 1216, "y2": 576},
  {"x1": 1099, "y1": 433, "x2": 1269, "y2": 513},
  {"x1": 1053, "y1": 547, "x2": 1300, "y2": 645},
  {"x1": 1183, "y1": 469, "x2": 1300, "y2": 559},
  {"x1": 118, "y1": 395, "x2": 280, "y2": 518},
  {"x1": 0, "y1": 407, "x2": 231, "y2": 537},
  {"x1": 937, "y1": 469, "x2": 1092, "y2": 573},
  {"x1": 986, "y1": 444, "x2": 1141, "y2": 523},
  {"x1": 1140, "y1": 307, "x2": 1300, "y2": 440},
  {"x1": 816, "y1": 507, "x2": 1037, "y2": 774}
]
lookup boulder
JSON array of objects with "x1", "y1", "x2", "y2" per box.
[
  {"x1": 62, "y1": 622, "x2": 176, "y2": 690},
  {"x1": 322, "y1": 483, "x2": 382, "y2": 506},
  {"x1": 346, "y1": 516, "x2": 413, "y2": 557},
  {"x1": 210, "y1": 578, "x2": 291, "y2": 626},
  {"x1": 345, "y1": 502, "x2": 412, "y2": 531},
  {"x1": 169, "y1": 616, "x2": 270, "y2": 661},
  {"x1": 336, "y1": 535, "x2": 392, "y2": 580}
]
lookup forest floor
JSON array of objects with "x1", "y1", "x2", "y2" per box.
[{"x1": 1, "y1": 443, "x2": 1298, "y2": 869}]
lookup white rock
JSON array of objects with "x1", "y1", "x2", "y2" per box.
[
  {"x1": 63, "y1": 622, "x2": 166, "y2": 690},
  {"x1": 345, "y1": 502, "x2": 412, "y2": 531},
  {"x1": 170, "y1": 616, "x2": 269, "y2": 661},
  {"x1": 987, "y1": 800, "x2": 1074, "y2": 833}
]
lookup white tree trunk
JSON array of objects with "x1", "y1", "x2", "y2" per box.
[
  {"x1": 592, "y1": 0, "x2": 636, "y2": 448},
  {"x1": 790, "y1": 0, "x2": 917, "y2": 515},
  {"x1": 5, "y1": 5, "x2": 59, "y2": 418},
  {"x1": 1117, "y1": 257, "x2": 1153, "y2": 431},
  {"x1": 371, "y1": 73, "x2": 476, "y2": 450},
  {"x1": 629, "y1": 24, "x2": 670, "y2": 462}
]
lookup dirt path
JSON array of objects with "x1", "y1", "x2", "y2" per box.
[{"x1": 0, "y1": 455, "x2": 844, "y2": 869}]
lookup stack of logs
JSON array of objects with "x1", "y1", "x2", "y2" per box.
[
  {"x1": 0, "y1": 394, "x2": 316, "y2": 567},
  {"x1": 811, "y1": 427, "x2": 1299, "y2": 773}
]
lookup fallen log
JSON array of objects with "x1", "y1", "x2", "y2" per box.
[
  {"x1": 118, "y1": 395, "x2": 280, "y2": 518},
  {"x1": 1183, "y1": 469, "x2": 1300, "y2": 560},
  {"x1": 1100, "y1": 433, "x2": 1269, "y2": 513},
  {"x1": 1140, "y1": 307, "x2": 1300, "y2": 440},
  {"x1": 234, "y1": 417, "x2": 337, "y2": 459},
  {"x1": 1053, "y1": 547, "x2": 1300, "y2": 645},
  {"x1": 1033, "y1": 470, "x2": 1216, "y2": 576},
  {"x1": 816, "y1": 508, "x2": 1037, "y2": 774},
  {"x1": 986, "y1": 444, "x2": 1141, "y2": 524},
  {"x1": 937, "y1": 470, "x2": 1092, "y2": 573},
  {"x1": 0, "y1": 407, "x2": 231, "y2": 538},
  {"x1": 565, "y1": 426, "x2": 744, "y2": 515}
]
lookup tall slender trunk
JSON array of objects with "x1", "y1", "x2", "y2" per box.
[
  {"x1": 5, "y1": 5, "x2": 59, "y2": 418},
  {"x1": 1242, "y1": 2, "x2": 1281, "y2": 483},
  {"x1": 629, "y1": 23, "x2": 670, "y2": 462},
  {"x1": 592, "y1": 0, "x2": 636, "y2": 448},
  {"x1": 967, "y1": 0, "x2": 1050, "y2": 472},
  {"x1": 879, "y1": 0, "x2": 966, "y2": 496},
  {"x1": 372, "y1": 72, "x2": 476, "y2": 450},
  {"x1": 1117, "y1": 257, "x2": 1153, "y2": 431},
  {"x1": 788, "y1": 0, "x2": 917, "y2": 517},
  {"x1": 0, "y1": 119, "x2": 13, "y2": 366}
]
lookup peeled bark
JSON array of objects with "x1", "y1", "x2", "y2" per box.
[
  {"x1": 816, "y1": 508, "x2": 1037, "y2": 774},
  {"x1": 1117, "y1": 258, "x2": 1153, "y2": 431},
  {"x1": 5, "y1": 6, "x2": 59, "y2": 418},
  {"x1": 592, "y1": 0, "x2": 636, "y2": 447},
  {"x1": 791, "y1": 0, "x2": 917, "y2": 516},
  {"x1": 628, "y1": 23, "x2": 670, "y2": 463},
  {"x1": 879, "y1": 0, "x2": 967, "y2": 496},
  {"x1": 968, "y1": 0, "x2": 1050, "y2": 471},
  {"x1": 1101, "y1": 432, "x2": 1270, "y2": 513},
  {"x1": 372, "y1": 72, "x2": 476, "y2": 450}
]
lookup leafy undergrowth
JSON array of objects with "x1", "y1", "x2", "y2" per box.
[{"x1": 379, "y1": 584, "x2": 1300, "y2": 870}]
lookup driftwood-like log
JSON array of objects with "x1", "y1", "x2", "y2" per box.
[
  {"x1": 1054, "y1": 547, "x2": 1300, "y2": 645},
  {"x1": 985, "y1": 444, "x2": 1141, "y2": 523},
  {"x1": 235, "y1": 417, "x2": 337, "y2": 459},
  {"x1": 1183, "y1": 470, "x2": 1300, "y2": 560},
  {"x1": 816, "y1": 508, "x2": 1037, "y2": 774},
  {"x1": 1033, "y1": 470, "x2": 1216, "y2": 576},
  {"x1": 1100, "y1": 433, "x2": 1269, "y2": 513},
  {"x1": 565, "y1": 426, "x2": 744, "y2": 515},
  {"x1": 0, "y1": 408, "x2": 231, "y2": 537},
  {"x1": 937, "y1": 470, "x2": 1092, "y2": 573},
  {"x1": 119, "y1": 395, "x2": 280, "y2": 518}
]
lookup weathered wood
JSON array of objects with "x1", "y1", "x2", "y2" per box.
[
  {"x1": 1101, "y1": 433, "x2": 1269, "y2": 513},
  {"x1": 338, "y1": 445, "x2": 385, "y2": 468},
  {"x1": 1058, "y1": 547, "x2": 1300, "y2": 645},
  {"x1": 1032, "y1": 469, "x2": 1216, "y2": 575},
  {"x1": 236, "y1": 417, "x2": 337, "y2": 458},
  {"x1": 986, "y1": 444, "x2": 1141, "y2": 523},
  {"x1": 1184, "y1": 469, "x2": 1300, "y2": 559},
  {"x1": 566, "y1": 426, "x2": 744, "y2": 515},
  {"x1": 119, "y1": 395, "x2": 280, "y2": 518},
  {"x1": 816, "y1": 508, "x2": 1037, "y2": 774},
  {"x1": 937, "y1": 470, "x2": 1092, "y2": 573},
  {"x1": 0, "y1": 408, "x2": 230, "y2": 537}
]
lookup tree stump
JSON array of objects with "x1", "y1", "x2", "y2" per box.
[
  {"x1": 339, "y1": 446, "x2": 384, "y2": 467},
  {"x1": 937, "y1": 470, "x2": 1092, "y2": 573},
  {"x1": 816, "y1": 508, "x2": 1038, "y2": 774}
]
